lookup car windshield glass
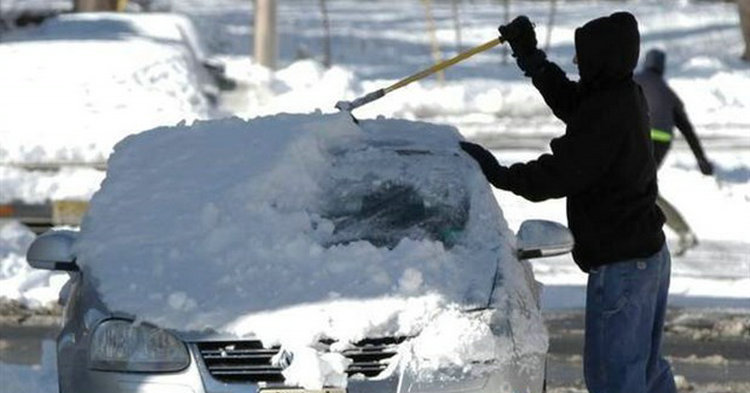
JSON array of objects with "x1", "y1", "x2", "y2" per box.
[{"x1": 320, "y1": 144, "x2": 469, "y2": 249}]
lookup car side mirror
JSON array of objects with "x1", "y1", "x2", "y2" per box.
[
  {"x1": 516, "y1": 220, "x2": 574, "y2": 260},
  {"x1": 27, "y1": 230, "x2": 79, "y2": 271}
]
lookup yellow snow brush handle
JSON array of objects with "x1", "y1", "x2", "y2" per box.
[
  {"x1": 336, "y1": 37, "x2": 505, "y2": 112},
  {"x1": 386, "y1": 37, "x2": 504, "y2": 92}
]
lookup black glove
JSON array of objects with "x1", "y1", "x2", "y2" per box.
[
  {"x1": 459, "y1": 141, "x2": 508, "y2": 188},
  {"x1": 498, "y1": 16, "x2": 537, "y2": 58},
  {"x1": 498, "y1": 16, "x2": 546, "y2": 76},
  {"x1": 698, "y1": 158, "x2": 714, "y2": 176}
]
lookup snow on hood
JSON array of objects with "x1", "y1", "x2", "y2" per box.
[{"x1": 75, "y1": 113, "x2": 546, "y2": 387}]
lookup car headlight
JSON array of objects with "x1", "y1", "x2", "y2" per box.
[{"x1": 90, "y1": 319, "x2": 189, "y2": 372}]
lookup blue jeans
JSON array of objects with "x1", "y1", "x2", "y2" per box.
[{"x1": 584, "y1": 245, "x2": 677, "y2": 393}]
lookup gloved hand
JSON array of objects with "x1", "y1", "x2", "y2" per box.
[
  {"x1": 459, "y1": 141, "x2": 508, "y2": 187},
  {"x1": 498, "y1": 16, "x2": 537, "y2": 58},
  {"x1": 498, "y1": 16, "x2": 546, "y2": 76},
  {"x1": 698, "y1": 158, "x2": 714, "y2": 176}
]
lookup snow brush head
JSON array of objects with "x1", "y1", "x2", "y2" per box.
[
  {"x1": 334, "y1": 89, "x2": 386, "y2": 115},
  {"x1": 334, "y1": 100, "x2": 359, "y2": 124},
  {"x1": 335, "y1": 100, "x2": 354, "y2": 112}
]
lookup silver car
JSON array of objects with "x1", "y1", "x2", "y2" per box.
[{"x1": 27, "y1": 138, "x2": 573, "y2": 393}]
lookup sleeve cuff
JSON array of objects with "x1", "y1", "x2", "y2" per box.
[{"x1": 516, "y1": 49, "x2": 547, "y2": 77}]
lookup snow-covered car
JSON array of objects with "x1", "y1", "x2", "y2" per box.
[
  {"x1": 27, "y1": 114, "x2": 573, "y2": 393},
  {"x1": 0, "y1": 13, "x2": 215, "y2": 165},
  {"x1": 2, "y1": 11, "x2": 236, "y2": 101}
]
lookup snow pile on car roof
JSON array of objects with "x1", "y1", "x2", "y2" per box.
[{"x1": 75, "y1": 113, "x2": 546, "y2": 387}]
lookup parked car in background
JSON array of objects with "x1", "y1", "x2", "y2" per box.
[
  {"x1": 26, "y1": 115, "x2": 574, "y2": 393},
  {"x1": 0, "y1": 11, "x2": 231, "y2": 232},
  {"x1": 0, "y1": 11, "x2": 223, "y2": 166},
  {"x1": 1, "y1": 12, "x2": 236, "y2": 103}
]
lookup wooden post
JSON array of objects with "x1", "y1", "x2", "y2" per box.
[
  {"x1": 740, "y1": 0, "x2": 750, "y2": 61},
  {"x1": 254, "y1": 0, "x2": 278, "y2": 69},
  {"x1": 420, "y1": 0, "x2": 444, "y2": 83},
  {"x1": 74, "y1": 0, "x2": 117, "y2": 11},
  {"x1": 544, "y1": 0, "x2": 557, "y2": 52},
  {"x1": 451, "y1": 0, "x2": 462, "y2": 54},
  {"x1": 319, "y1": 0, "x2": 332, "y2": 68}
]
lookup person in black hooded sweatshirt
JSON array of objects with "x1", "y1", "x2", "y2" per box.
[{"x1": 460, "y1": 13, "x2": 677, "y2": 393}]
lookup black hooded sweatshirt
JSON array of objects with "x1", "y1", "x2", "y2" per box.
[{"x1": 496, "y1": 13, "x2": 665, "y2": 271}]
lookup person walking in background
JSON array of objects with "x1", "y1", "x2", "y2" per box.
[
  {"x1": 635, "y1": 49, "x2": 714, "y2": 256},
  {"x1": 461, "y1": 13, "x2": 677, "y2": 393}
]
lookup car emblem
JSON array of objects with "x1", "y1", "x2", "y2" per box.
[{"x1": 272, "y1": 349, "x2": 294, "y2": 370}]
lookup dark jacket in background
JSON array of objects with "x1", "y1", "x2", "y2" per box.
[
  {"x1": 635, "y1": 50, "x2": 709, "y2": 167},
  {"x1": 497, "y1": 13, "x2": 665, "y2": 271}
]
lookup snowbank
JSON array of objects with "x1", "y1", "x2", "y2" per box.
[
  {"x1": 75, "y1": 113, "x2": 546, "y2": 387},
  {"x1": 0, "y1": 222, "x2": 68, "y2": 307},
  {"x1": 214, "y1": 0, "x2": 748, "y2": 139},
  {"x1": 0, "y1": 167, "x2": 105, "y2": 204}
]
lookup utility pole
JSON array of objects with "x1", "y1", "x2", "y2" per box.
[{"x1": 254, "y1": 0, "x2": 277, "y2": 69}]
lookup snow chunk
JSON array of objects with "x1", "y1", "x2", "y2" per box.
[{"x1": 281, "y1": 347, "x2": 351, "y2": 389}]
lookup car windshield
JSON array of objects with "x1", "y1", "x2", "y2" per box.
[
  {"x1": 323, "y1": 180, "x2": 468, "y2": 249},
  {"x1": 319, "y1": 140, "x2": 470, "y2": 249}
]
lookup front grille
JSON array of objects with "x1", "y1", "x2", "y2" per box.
[
  {"x1": 197, "y1": 337, "x2": 406, "y2": 384},
  {"x1": 198, "y1": 341, "x2": 284, "y2": 383},
  {"x1": 341, "y1": 337, "x2": 405, "y2": 378}
]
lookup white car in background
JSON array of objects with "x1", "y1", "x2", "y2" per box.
[
  {"x1": 0, "y1": 11, "x2": 233, "y2": 231},
  {"x1": 0, "y1": 12, "x2": 226, "y2": 167},
  {"x1": 2, "y1": 12, "x2": 236, "y2": 104}
]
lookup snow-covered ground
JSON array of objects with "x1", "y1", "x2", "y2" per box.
[
  {"x1": 0, "y1": 0, "x2": 748, "y2": 391},
  {"x1": 2, "y1": 0, "x2": 747, "y2": 167},
  {"x1": 496, "y1": 150, "x2": 750, "y2": 310},
  {"x1": 2, "y1": 0, "x2": 747, "y2": 308}
]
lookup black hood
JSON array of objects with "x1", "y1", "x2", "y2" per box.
[
  {"x1": 643, "y1": 49, "x2": 666, "y2": 75},
  {"x1": 575, "y1": 12, "x2": 640, "y2": 89}
]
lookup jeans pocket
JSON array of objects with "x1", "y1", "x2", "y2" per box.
[
  {"x1": 602, "y1": 294, "x2": 629, "y2": 317},
  {"x1": 598, "y1": 264, "x2": 632, "y2": 316}
]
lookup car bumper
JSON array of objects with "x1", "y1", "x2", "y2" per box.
[{"x1": 62, "y1": 347, "x2": 545, "y2": 393}]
